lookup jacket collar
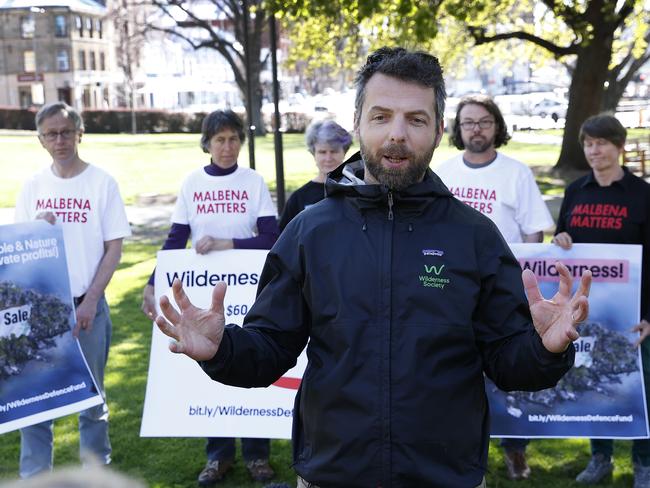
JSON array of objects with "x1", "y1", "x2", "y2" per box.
[
  {"x1": 324, "y1": 151, "x2": 453, "y2": 215},
  {"x1": 326, "y1": 151, "x2": 452, "y2": 197}
]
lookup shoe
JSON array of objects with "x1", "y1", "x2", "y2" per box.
[
  {"x1": 576, "y1": 453, "x2": 613, "y2": 484},
  {"x1": 197, "y1": 459, "x2": 233, "y2": 486},
  {"x1": 503, "y1": 449, "x2": 531, "y2": 480},
  {"x1": 634, "y1": 463, "x2": 650, "y2": 488},
  {"x1": 246, "y1": 458, "x2": 274, "y2": 482}
]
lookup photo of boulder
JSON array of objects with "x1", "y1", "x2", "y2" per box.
[
  {"x1": 0, "y1": 281, "x2": 72, "y2": 380},
  {"x1": 498, "y1": 321, "x2": 639, "y2": 411}
]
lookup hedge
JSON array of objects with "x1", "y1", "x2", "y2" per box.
[{"x1": 0, "y1": 107, "x2": 208, "y2": 133}]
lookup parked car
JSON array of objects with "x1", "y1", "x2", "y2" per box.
[{"x1": 531, "y1": 98, "x2": 568, "y2": 121}]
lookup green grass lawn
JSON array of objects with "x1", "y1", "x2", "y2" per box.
[
  {"x1": 0, "y1": 130, "x2": 565, "y2": 209},
  {"x1": 0, "y1": 131, "x2": 644, "y2": 486}
]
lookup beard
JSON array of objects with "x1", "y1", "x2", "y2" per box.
[
  {"x1": 464, "y1": 134, "x2": 495, "y2": 154},
  {"x1": 360, "y1": 140, "x2": 435, "y2": 191}
]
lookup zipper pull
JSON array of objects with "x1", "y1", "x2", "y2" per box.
[{"x1": 387, "y1": 191, "x2": 394, "y2": 221}]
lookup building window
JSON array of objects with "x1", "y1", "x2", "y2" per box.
[
  {"x1": 55, "y1": 15, "x2": 67, "y2": 37},
  {"x1": 57, "y1": 50, "x2": 69, "y2": 71},
  {"x1": 96, "y1": 19, "x2": 103, "y2": 39},
  {"x1": 85, "y1": 17, "x2": 93, "y2": 37},
  {"x1": 75, "y1": 15, "x2": 83, "y2": 36},
  {"x1": 23, "y1": 50, "x2": 35, "y2": 72},
  {"x1": 89, "y1": 51, "x2": 96, "y2": 71},
  {"x1": 99, "y1": 52, "x2": 106, "y2": 71},
  {"x1": 82, "y1": 87, "x2": 91, "y2": 108},
  {"x1": 78, "y1": 50, "x2": 86, "y2": 70},
  {"x1": 21, "y1": 16, "x2": 35, "y2": 38},
  {"x1": 19, "y1": 86, "x2": 33, "y2": 108}
]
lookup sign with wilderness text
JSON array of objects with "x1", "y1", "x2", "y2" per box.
[
  {"x1": 140, "y1": 249, "x2": 306, "y2": 438},
  {"x1": 488, "y1": 243, "x2": 648, "y2": 439},
  {"x1": 0, "y1": 221, "x2": 103, "y2": 434}
]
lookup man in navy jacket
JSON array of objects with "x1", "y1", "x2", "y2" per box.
[{"x1": 156, "y1": 47, "x2": 591, "y2": 488}]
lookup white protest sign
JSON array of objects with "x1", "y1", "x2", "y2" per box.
[{"x1": 140, "y1": 249, "x2": 306, "y2": 438}]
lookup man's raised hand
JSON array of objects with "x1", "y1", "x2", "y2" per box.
[
  {"x1": 155, "y1": 279, "x2": 227, "y2": 361},
  {"x1": 523, "y1": 262, "x2": 591, "y2": 354}
]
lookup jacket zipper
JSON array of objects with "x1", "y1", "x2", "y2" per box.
[{"x1": 387, "y1": 191, "x2": 394, "y2": 221}]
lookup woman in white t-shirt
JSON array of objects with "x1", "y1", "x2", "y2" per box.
[{"x1": 141, "y1": 110, "x2": 278, "y2": 485}]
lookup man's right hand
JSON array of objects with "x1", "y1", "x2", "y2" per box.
[
  {"x1": 155, "y1": 279, "x2": 226, "y2": 361},
  {"x1": 36, "y1": 211, "x2": 56, "y2": 225},
  {"x1": 141, "y1": 284, "x2": 157, "y2": 319}
]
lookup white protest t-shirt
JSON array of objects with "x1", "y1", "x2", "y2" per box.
[
  {"x1": 15, "y1": 165, "x2": 131, "y2": 297},
  {"x1": 171, "y1": 166, "x2": 277, "y2": 242},
  {"x1": 435, "y1": 153, "x2": 553, "y2": 243}
]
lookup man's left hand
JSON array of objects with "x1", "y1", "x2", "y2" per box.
[
  {"x1": 523, "y1": 262, "x2": 591, "y2": 354},
  {"x1": 74, "y1": 296, "x2": 99, "y2": 337}
]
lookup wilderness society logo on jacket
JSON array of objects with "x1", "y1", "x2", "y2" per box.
[{"x1": 418, "y1": 249, "x2": 450, "y2": 289}]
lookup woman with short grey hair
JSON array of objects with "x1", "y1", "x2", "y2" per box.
[{"x1": 279, "y1": 119, "x2": 352, "y2": 230}]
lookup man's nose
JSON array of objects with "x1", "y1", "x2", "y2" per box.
[{"x1": 388, "y1": 118, "x2": 407, "y2": 142}]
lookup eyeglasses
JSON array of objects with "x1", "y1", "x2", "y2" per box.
[
  {"x1": 40, "y1": 129, "x2": 77, "y2": 142},
  {"x1": 459, "y1": 120, "x2": 495, "y2": 131}
]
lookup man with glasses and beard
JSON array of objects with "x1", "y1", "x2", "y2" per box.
[
  {"x1": 436, "y1": 95, "x2": 554, "y2": 480},
  {"x1": 154, "y1": 48, "x2": 590, "y2": 488},
  {"x1": 437, "y1": 95, "x2": 553, "y2": 245}
]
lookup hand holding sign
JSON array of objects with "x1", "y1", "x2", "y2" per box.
[
  {"x1": 523, "y1": 261, "x2": 592, "y2": 353},
  {"x1": 632, "y1": 319, "x2": 650, "y2": 348},
  {"x1": 156, "y1": 278, "x2": 226, "y2": 361}
]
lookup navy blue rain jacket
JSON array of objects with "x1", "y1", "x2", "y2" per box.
[{"x1": 201, "y1": 153, "x2": 574, "y2": 488}]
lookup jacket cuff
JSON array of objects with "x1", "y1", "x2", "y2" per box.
[
  {"x1": 198, "y1": 328, "x2": 233, "y2": 377},
  {"x1": 531, "y1": 331, "x2": 575, "y2": 367}
]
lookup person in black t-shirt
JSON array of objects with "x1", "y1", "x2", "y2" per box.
[
  {"x1": 554, "y1": 114, "x2": 650, "y2": 488},
  {"x1": 279, "y1": 120, "x2": 353, "y2": 230}
]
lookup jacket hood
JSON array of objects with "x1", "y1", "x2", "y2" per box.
[{"x1": 324, "y1": 151, "x2": 453, "y2": 215}]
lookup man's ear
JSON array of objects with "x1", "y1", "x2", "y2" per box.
[
  {"x1": 78, "y1": 129, "x2": 84, "y2": 143},
  {"x1": 353, "y1": 111, "x2": 360, "y2": 139}
]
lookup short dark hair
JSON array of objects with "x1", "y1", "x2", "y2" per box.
[
  {"x1": 35, "y1": 102, "x2": 84, "y2": 132},
  {"x1": 449, "y1": 94, "x2": 511, "y2": 150},
  {"x1": 579, "y1": 113, "x2": 627, "y2": 148},
  {"x1": 200, "y1": 110, "x2": 245, "y2": 153},
  {"x1": 354, "y1": 47, "x2": 446, "y2": 129},
  {"x1": 305, "y1": 120, "x2": 353, "y2": 155}
]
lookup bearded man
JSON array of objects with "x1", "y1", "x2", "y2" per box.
[
  {"x1": 155, "y1": 47, "x2": 590, "y2": 488},
  {"x1": 435, "y1": 95, "x2": 556, "y2": 480},
  {"x1": 436, "y1": 94, "x2": 553, "y2": 245}
]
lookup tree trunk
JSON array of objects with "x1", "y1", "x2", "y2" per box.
[
  {"x1": 234, "y1": 61, "x2": 265, "y2": 136},
  {"x1": 554, "y1": 37, "x2": 614, "y2": 175},
  {"x1": 602, "y1": 80, "x2": 627, "y2": 112}
]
